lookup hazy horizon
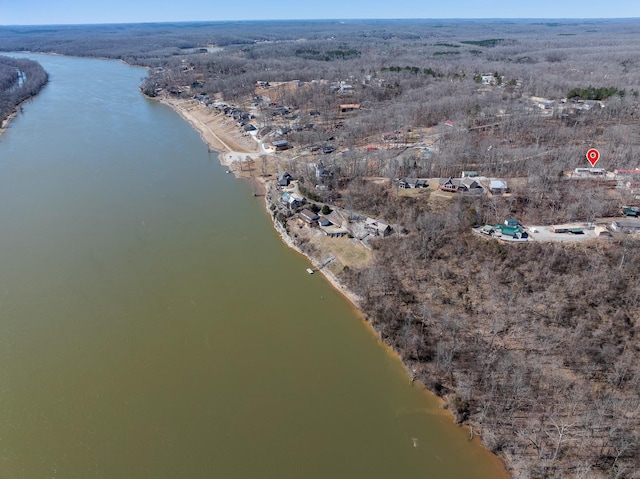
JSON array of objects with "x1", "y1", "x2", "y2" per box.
[{"x1": 3, "y1": 0, "x2": 640, "y2": 26}]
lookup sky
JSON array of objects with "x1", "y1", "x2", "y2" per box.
[{"x1": 1, "y1": 0, "x2": 639, "y2": 25}]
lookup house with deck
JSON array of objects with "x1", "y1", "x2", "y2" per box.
[
  {"x1": 438, "y1": 177, "x2": 483, "y2": 193},
  {"x1": 364, "y1": 217, "x2": 393, "y2": 237}
]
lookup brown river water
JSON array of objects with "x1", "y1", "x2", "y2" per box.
[{"x1": 0, "y1": 53, "x2": 508, "y2": 478}]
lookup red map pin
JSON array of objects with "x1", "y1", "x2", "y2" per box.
[{"x1": 586, "y1": 148, "x2": 600, "y2": 167}]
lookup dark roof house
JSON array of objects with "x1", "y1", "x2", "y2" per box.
[{"x1": 299, "y1": 209, "x2": 319, "y2": 226}]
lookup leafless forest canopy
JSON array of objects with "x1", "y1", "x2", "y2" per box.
[
  {"x1": 2, "y1": 19, "x2": 640, "y2": 478},
  {"x1": 0, "y1": 56, "x2": 48, "y2": 124}
]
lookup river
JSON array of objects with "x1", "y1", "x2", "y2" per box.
[{"x1": 0, "y1": 54, "x2": 508, "y2": 478}]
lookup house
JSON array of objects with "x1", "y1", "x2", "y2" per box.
[
  {"x1": 364, "y1": 217, "x2": 393, "y2": 237},
  {"x1": 319, "y1": 211, "x2": 349, "y2": 237},
  {"x1": 621, "y1": 206, "x2": 640, "y2": 217},
  {"x1": 278, "y1": 172, "x2": 293, "y2": 187},
  {"x1": 398, "y1": 178, "x2": 428, "y2": 189},
  {"x1": 339, "y1": 84, "x2": 354, "y2": 93},
  {"x1": 537, "y1": 99, "x2": 555, "y2": 111},
  {"x1": 323, "y1": 210, "x2": 345, "y2": 228},
  {"x1": 438, "y1": 177, "x2": 464, "y2": 192},
  {"x1": 494, "y1": 224, "x2": 526, "y2": 239},
  {"x1": 574, "y1": 167, "x2": 605, "y2": 177},
  {"x1": 460, "y1": 177, "x2": 483, "y2": 192},
  {"x1": 315, "y1": 161, "x2": 332, "y2": 180},
  {"x1": 299, "y1": 209, "x2": 319, "y2": 227},
  {"x1": 497, "y1": 225, "x2": 525, "y2": 238},
  {"x1": 489, "y1": 179, "x2": 509, "y2": 194},
  {"x1": 281, "y1": 192, "x2": 302, "y2": 210},
  {"x1": 272, "y1": 140, "x2": 290, "y2": 151},
  {"x1": 320, "y1": 225, "x2": 349, "y2": 238},
  {"x1": 611, "y1": 220, "x2": 640, "y2": 233}
]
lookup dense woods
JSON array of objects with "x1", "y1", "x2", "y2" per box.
[
  {"x1": 0, "y1": 56, "x2": 48, "y2": 127},
  {"x1": 2, "y1": 19, "x2": 640, "y2": 478}
]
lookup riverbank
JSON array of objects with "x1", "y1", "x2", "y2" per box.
[
  {"x1": 159, "y1": 93, "x2": 511, "y2": 479},
  {"x1": 0, "y1": 103, "x2": 26, "y2": 136},
  {"x1": 0, "y1": 109, "x2": 17, "y2": 135},
  {"x1": 158, "y1": 96, "x2": 260, "y2": 161},
  {"x1": 159, "y1": 98, "x2": 364, "y2": 306}
]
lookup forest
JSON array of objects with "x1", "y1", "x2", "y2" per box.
[
  {"x1": 0, "y1": 55, "x2": 48, "y2": 128},
  {"x1": 2, "y1": 19, "x2": 640, "y2": 478}
]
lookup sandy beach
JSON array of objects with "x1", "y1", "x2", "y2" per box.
[{"x1": 159, "y1": 96, "x2": 261, "y2": 165}]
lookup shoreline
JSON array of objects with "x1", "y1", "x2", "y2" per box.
[
  {"x1": 158, "y1": 95, "x2": 509, "y2": 477},
  {"x1": 159, "y1": 96, "x2": 365, "y2": 312},
  {"x1": 0, "y1": 102, "x2": 25, "y2": 136},
  {"x1": 157, "y1": 96, "x2": 261, "y2": 167}
]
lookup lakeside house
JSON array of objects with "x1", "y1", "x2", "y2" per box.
[
  {"x1": 319, "y1": 210, "x2": 350, "y2": 237},
  {"x1": 281, "y1": 192, "x2": 302, "y2": 210},
  {"x1": 299, "y1": 209, "x2": 319, "y2": 227}
]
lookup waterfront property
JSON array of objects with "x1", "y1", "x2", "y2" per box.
[{"x1": 299, "y1": 208, "x2": 319, "y2": 226}]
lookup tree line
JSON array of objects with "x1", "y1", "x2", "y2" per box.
[{"x1": 0, "y1": 56, "x2": 48, "y2": 127}]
